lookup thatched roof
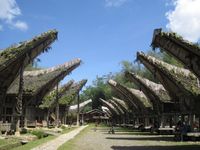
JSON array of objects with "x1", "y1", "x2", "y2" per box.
[
  {"x1": 126, "y1": 72, "x2": 171, "y2": 103},
  {"x1": 151, "y1": 28, "x2": 200, "y2": 79},
  {"x1": 152, "y1": 28, "x2": 200, "y2": 57},
  {"x1": 59, "y1": 79, "x2": 87, "y2": 105},
  {"x1": 128, "y1": 88, "x2": 153, "y2": 109},
  {"x1": 68, "y1": 99, "x2": 92, "y2": 113},
  {"x1": 102, "y1": 106, "x2": 112, "y2": 117},
  {"x1": 137, "y1": 52, "x2": 200, "y2": 112},
  {"x1": 109, "y1": 99, "x2": 125, "y2": 114},
  {"x1": 100, "y1": 98, "x2": 120, "y2": 116},
  {"x1": 0, "y1": 30, "x2": 58, "y2": 97},
  {"x1": 39, "y1": 80, "x2": 74, "y2": 109},
  {"x1": 7, "y1": 59, "x2": 81, "y2": 105},
  {"x1": 125, "y1": 71, "x2": 172, "y2": 114},
  {"x1": 112, "y1": 97, "x2": 129, "y2": 112},
  {"x1": 108, "y1": 80, "x2": 139, "y2": 111},
  {"x1": 108, "y1": 80, "x2": 152, "y2": 113}
]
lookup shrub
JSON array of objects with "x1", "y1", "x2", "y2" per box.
[{"x1": 31, "y1": 130, "x2": 48, "y2": 139}]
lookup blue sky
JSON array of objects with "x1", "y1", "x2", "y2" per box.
[{"x1": 1, "y1": 0, "x2": 200, "y2": 86}]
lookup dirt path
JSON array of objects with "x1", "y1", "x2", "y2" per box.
[
  {"x1": 62, "y1": 126, "x2": 200, "y2": 150},
  {"x1": 31, "y1": 125, "x2": 87, "y2": 150}
]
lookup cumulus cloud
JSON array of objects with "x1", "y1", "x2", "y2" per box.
[
  {"x1": 166, "y1": 0, "x2": 200, "y2": 42},
  {"x1": 0, "y1": 0, "x2": 28, "y2": 31},
  {"x1": 105, "y1": 0, "x2": 128, "y2": 7}
]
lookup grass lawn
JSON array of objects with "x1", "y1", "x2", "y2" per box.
[
  {"x1": 11, "y1": 126, "x2": 77, "y2": 150},
  {"x1": 58, "y1": 125, "x2": 91, "y2": 150},
  {"x1": 11, "y1": 135, "x2": 55, "y2": 150},
  {"x1": 0, "y1": 138, "x2": 20, "y2": 150}
]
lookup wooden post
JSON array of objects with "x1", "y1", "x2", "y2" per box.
[
  {"x1": 64, "y1": 105, "x2": 69, "y2": 125},
  {"x1": 15, "y1": 64, "x2": 24, "y2": 135},
  {"x1": 145, "y1": 117, "x2": 149, "y2": 127},
  {"x1": 24, "y1": 108, "x2": 27, "y2": 128},
  {"x1": 81, "y1": 113, "x2": 84, "y2": 125},
  {"x1": 189, "y1": 114, "x2": 195, "y2": 131},
  {"x1": 77, "y1": 93, "x2": 80, "y2": 126},
  {"x1": 0, "y1": 90, "x2": 7, "y2": 122},
  {"x1": 47, "y1": 109, "x2": 50, "y2": 128},
  {"x1": 199, "y1": 117, "x2": 200, "y2": 132},
  {"x1": 55, "y1": 83, "x2": 59, "y2": 127},
  {"x1": 160, "y1": 115, "x2": 165, "y2": 128}
]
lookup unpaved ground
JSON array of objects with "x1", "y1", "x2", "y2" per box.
[{"x1": 65, "y1": 126, "x2": 200, "y2": 150}]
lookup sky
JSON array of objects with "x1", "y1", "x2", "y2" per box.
[{"x1": 1, "y1": 0, "x2": 200, "y2": 87}]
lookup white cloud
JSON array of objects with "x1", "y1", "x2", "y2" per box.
[
  {"x1": 166, "y1": 0, "x2": 200, "y2": 42},
  {"x1": 105, "y1": 0, "x2": 128, "y2": 7},
  {"x1": 13, "y1": 20, "x2": 28, "y2": 31},
  {"x1": 0, "y1": 0, "x2": 28, "y2": 31}
]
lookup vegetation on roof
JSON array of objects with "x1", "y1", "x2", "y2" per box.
[
  {"x1": 0, "y1": 30, "x2": 58, "y2": 68},
  {"x1": 152, "y1": 28, "x2": 200, "y2": 56},
  {"x1": 40, "y1": 79, "x2": 87, "y2": 109},
  {"x1": 7, "y1": 59, "x2": 81, "y2": 95},
  {"x1": 108, "y1": 79, "x2": 152, "y2": 110},
  {"x1": 137, "y1": 52, "x2": 200, "y2": 96},
  {"x1": 39, "y1": 80, "x2": 74, "y2": 109},
  {"x1": 59, "y1": 80, "x2": 87, "y2": 105},
  {"x1": 128, "y1": 88, "x2": 152, "y2": 108},
  {"x1": 125, "y1": 71, "x2": 171, "y2": 103},
  {"x1": 7, "y1": 69, "x2": 63, "y2": 95}
]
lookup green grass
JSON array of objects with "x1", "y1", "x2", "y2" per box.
[
  {"x1": 11, "y1": 135, "x2": 55, "y2": 150},
  {"x1": 11, "y1": 127, "x2": 77, "y2": 150},
  {"x1": 0, "y1": 138, "x2": 19, "y2": 146},
  {"x1": 58, "y1": 125, "x2": 91, "y2": 150},
  {"x1": 61, "y1": 126, "x2": 77, "y2": 134}
]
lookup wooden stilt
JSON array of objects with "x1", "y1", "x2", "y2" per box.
[{"x1": 77, "y1": 93, "x2": 80, "y2": 126}]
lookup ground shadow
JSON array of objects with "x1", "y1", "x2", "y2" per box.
[
  {"x1": 103, "y1": 132, "x2": 159, "y2": 136},
  {"x1": 111, "y1": 145, "x2": 200, "y2": 150},
  {"x1": 106, "y1": 136, "x2": 173, "y2": 141}
]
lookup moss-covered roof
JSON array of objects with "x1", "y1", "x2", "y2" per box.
[
  {"x1": 0, "y1": 30, "x2": 58, "y2": 71},
  {"x1": 0, "y1": 30, "x2": 58, "y2": 98},
  {"x1": 137, "y1": 52, "x2": 200, "y2": 97},
  {"x1": 108, "y1": 79, "x2": 152, "y2": 112},
  {"x1": 7, "y1": 59, "x2": 81, "y2": 96},
  {"x1": 100, "y1": 98, "x2": 120, "y2": 115},
  {"x1": 112, "y1": 97, "x2": 129, "y2": 112},
  {"x1": 39, "y1": 80, "x2": 74, "y2": 109},
  {"x1": 108, "y1": 79, "x2": 139, "y2": 111},
  {"x1": 128, "y1": 88, "x2": 152, "y2": 109},
  {"x1": 125, "y1": 71, "x2": 171, "y2": 103},
  {"x1": 59, "y1": 79, "x2": 87, "y2": 105},
  {"x1": 151, "y1": 28, "x2": 200, "y2": 57}
]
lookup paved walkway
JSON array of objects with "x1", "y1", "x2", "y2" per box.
[{"x1": 32, "y1": 125, "x2": 87, "y2": 150}]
